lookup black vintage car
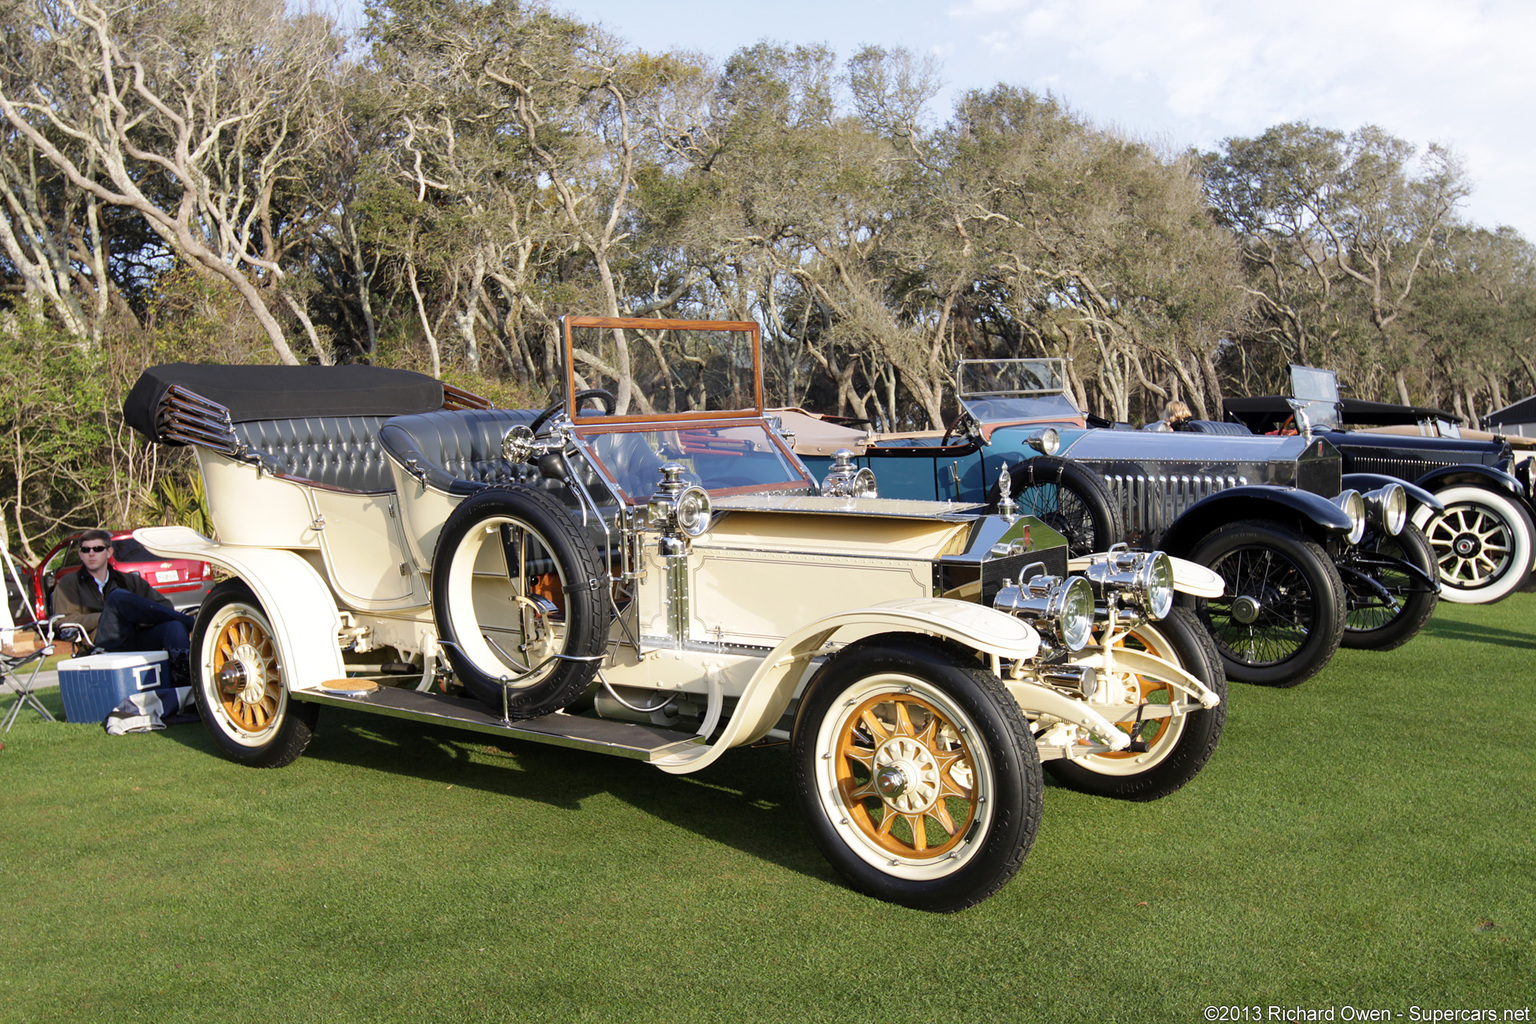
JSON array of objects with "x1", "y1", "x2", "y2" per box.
[
  {"x1": 1225, "y1": 367, "x2": 1536, "y2": 605},
  {"x1": 787, "y1": 358, "x2": 1437, "y2": 689}
]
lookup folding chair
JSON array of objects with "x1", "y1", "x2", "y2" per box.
[
  {"x1": 0, "y1": 531, "x2": 78, "y2": 731},
  {"x1": 1, "y1": 640, "x2": 57, "y2": 731}
]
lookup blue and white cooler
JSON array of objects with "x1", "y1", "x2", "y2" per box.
[{"x1": 57, "y1": 652, "x2": 188, "y2": 727}]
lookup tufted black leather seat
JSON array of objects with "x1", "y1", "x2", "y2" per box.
[
  {"x1": 1181, "y1": 420, "x2": 1253, "y2": 435},
  {"x1": 233, "y1": 416, "x2": 399, "y2": 493},
  {"x1": 377, "y1": 408, "x2": 542, "y2": 495}
]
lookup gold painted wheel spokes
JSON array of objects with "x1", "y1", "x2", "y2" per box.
[
  {"x1": 1081, "y1": 623, "x2": 1188, "y2": 771},
  {"x1": 834, "y1": 689, "x2": 979, "y2": 861},
  {"x1": 210, "y1": 610, "x2": 283, "y2": 737}
]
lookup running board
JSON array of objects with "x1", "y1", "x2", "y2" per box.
[{"x1": 291, "y1": 685, "x2": 704, "y2": 761}]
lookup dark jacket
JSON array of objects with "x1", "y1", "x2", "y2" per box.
[{"x1": 52, "y1": 566, "x2": 170, "y2": 634}]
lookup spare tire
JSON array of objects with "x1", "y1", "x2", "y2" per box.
[
  {"x1": 986, "y1": 456, "x2": 1124, "y2": 558},
  {"x1": 431, "y1": 487, "x2": 610, "y2": 717}
]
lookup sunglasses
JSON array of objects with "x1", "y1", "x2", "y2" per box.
[{"x1": 78, "y1": 545, "x2": 109, "y2": 554}]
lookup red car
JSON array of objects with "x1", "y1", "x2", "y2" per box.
[{"x1": 24, "y1": 530, "x2": 214, "y2": 622}]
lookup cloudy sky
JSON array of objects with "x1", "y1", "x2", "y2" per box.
[{"x1": 540, "y1": 0, "x2": 1536, "y2": 241}]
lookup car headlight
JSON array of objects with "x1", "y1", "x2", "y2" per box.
[
  {"x1": 1026, "y1": 427, "x2": 1061, "y2": 456},
  {"x1": 993, "y1": 573, "x2": 1094, "y2": 652},
  {"x1": 1362, "y1": 484, "x2": 1407, "y2": 536},
  {"x1": 1144, "y1": 552, "x2": 1175, "y2": 619},
  {"x1": 674, "y1": 485, "x2": 712, "y2": 537},
  {"x1": 821, "y1": 449, "x2": 878, "y2": 498},
  {"x1": 649, "y1": 463, "x2": 713, "y2": 537},
  {"x1": 1083, "y1": 549, "x2": 1175, "y2": 620},
  {"x1": 1331, "y1": 489, "x2": 1366, "y2": 545}
]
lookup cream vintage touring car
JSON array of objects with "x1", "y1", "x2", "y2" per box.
[{"x1": 124, "y1": 316, "x2": 1225, "y2": 911}]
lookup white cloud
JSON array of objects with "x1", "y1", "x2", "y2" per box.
[{"x1": 943, "y1": 0, "x2": 1536, "y2": 234}]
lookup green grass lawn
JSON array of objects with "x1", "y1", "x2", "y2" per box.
[{"x1": 3, "y1": 596, "x2": 1533, "y2": 1023}]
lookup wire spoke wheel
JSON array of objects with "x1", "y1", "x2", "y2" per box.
[
  {"x1": 1341, "y1": 524, "x2": 1438, "y2": 650},
  {"x1": 431, "y1": 488, "x2": 609, "y2": 718},
  {"x1": 1204, "y1": 547, "x2": 1313, "y2": 664},
  {"x1": 1015, "y1": 483, "x2": 1095, "y2": 551},
  {"x1": 1190, "y1": 523, "x2": 1344, "y2": 687},
  {"x1": 988, "y1": 457, "x2": 1124, "y2": 559},
  {"x1": 441, "y1": 515, "x2": 570, "y2": 688}
]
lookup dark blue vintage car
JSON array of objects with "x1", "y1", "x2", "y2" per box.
[
  {"x1": 782, "y1": 358, "x2": 1438, "y2": 689},
  {"x1": 1224, "y1": 366, "x2": 1536, "y2": 605}
]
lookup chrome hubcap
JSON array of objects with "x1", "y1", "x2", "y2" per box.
[
  {"x1": 875, "y1": 765, "x2": 909, "y2": 800},
  {"x1": 219, "y1": 647, "x2": 268, "y2": 705},
  {"x1": 872, "y1": 737, "x2": 942, "y2": 814}
]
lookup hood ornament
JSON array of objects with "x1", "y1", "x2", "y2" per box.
[{"x1": 996, "y1": 461, "x2": 1018, "y2": 520}]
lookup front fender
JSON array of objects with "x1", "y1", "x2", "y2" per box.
[
  {"x1": 133, "y1": 525, "x2": 345, "y2": 691},
  {"x1": 652, "y1": 598, "x2": 1041, "y2": 775},
  {"x1": 1158, "y1": 486, "x2": 1354, "y2": 556},
  {"x1": 1414, "y1": 464, "x2": 1530, "y2": 509},
  {"x1": 1069, "y1": 552, "x2": 1225, "y2": 598}
]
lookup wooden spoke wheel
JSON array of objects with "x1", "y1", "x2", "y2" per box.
[
  {"x1": 1046, "y1": 607, "x2": 1227, "y2": 801},
  {"x1": 191, "y1": 581, "x2": 317, "y2": 768},
  {"x1": 793, "y1": 635, "x2": 1041, "y2": 913},
  {"x1": 209, "y1": 609, "x2": 283, "y2": 735},
  {"x1": 830, "y1": 686, "x2": 982, "y2": 862}
]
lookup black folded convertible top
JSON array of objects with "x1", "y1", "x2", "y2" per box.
[
  {"x1": 1223, "y1": 395, "x2": 1461, "y2": 433},
  {"x1": 124, "y1": 362, "x2": 446, "y2": 442}
]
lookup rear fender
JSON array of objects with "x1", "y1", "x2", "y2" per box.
[
  {"x1": 652, "y1": 598, "x2": 1041, "y2": 775},
  {"x1": 1158, "y1": 487, "x2": 1354, "y2": 556},
  {"x1": 133, "y1": 525, "x2": 345, "y2": 691}
]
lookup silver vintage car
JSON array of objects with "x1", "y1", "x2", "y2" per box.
[
  {"x1": 787, "y1": 358, "x2": 1436, "y2": 688},
  {"x1": 124, "y1": 317, "x2": 1224, "y2": 912}
]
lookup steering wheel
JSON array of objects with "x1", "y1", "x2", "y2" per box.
[
  {"x1": 941, "y1": 411, "x2": 976, "y2": 447},
  {"x1": 529, "y1": 388, "x2": 617, "y2": 435}
]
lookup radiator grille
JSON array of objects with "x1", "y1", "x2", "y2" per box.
[
  {"x1": 935, "y1": 544, "x2": 1069, "y2": 604},
  {"x1": 1103, "y1": 473, "x2": 1247, "y2": 545},
  {"x1": 1344, "y1": 455, "x2": 1459, "y2": 479},
  {"x1": 1294, "y1": 455, "x2": 1341, "y2": 496}
]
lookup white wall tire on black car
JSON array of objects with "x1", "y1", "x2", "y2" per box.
[
  {"x1": 1416, "y1": 486, "x2": 1536, "y2": 604},
  {"x1": 191, "y1": 581, "x2": 318, "y2": 768},
  {"x1": 792, "y1": 635, "x2": 1042, "y2": 913}
]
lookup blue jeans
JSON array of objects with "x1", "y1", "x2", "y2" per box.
[{"x1": 94, "y1": 590, "x2": 194, "y2": 655}]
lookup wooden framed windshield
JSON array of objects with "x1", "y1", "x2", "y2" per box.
[{"x1": 560, "y1": 316, "x2": 763, "y2": 425}]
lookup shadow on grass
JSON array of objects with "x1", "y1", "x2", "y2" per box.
[
  {"x1": 1423, "y1": 616, "x2": 1536, "y2": 649},
  {"x1": 163, "y1": 703, "x2": 833, "y2": 882}
]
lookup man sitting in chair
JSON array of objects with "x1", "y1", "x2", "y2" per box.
[{"x1": 52, "y1": 531, "x2": 194, "y2": 677}]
